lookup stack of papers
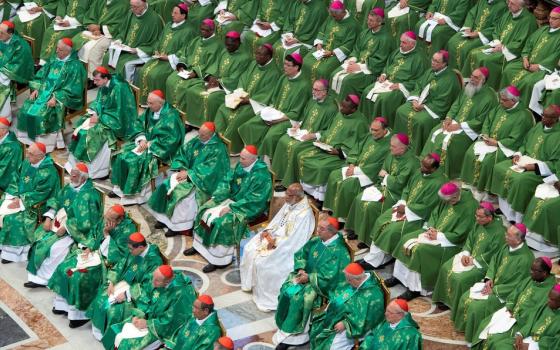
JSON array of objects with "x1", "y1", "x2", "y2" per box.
[
  {"x1": 251, "y1": 23, "x2": 272, "y2": 37},
  {"x1": 281, "y1": 33, "x2": 300, "y2": 50},
  {"x1": 260, "y1": 107, "x2": 284, "y2": 122},
  {"x1": 53, "y1": 16, "x2": 80, "y2": 31},
  {"x1": 366, "y1": 80, "x2": 394, "y2": 101},
  {"x1": 224, "y1": 89, "x2": 249, "y2": 109},
  {"x1": 361, "y1": 185, "x2": 383, "y2": 202},
  {"x1": 17, "y1": 2, "x2": 42, "y2": 23},
  {"x1": 469, "y1": 282, "x2": 489, "y2": 300},
  {"x1": 510, "y1": 155, "x2": 538, "y2": 173},
  {"x1": 287, "y1": 128, "x2": 308, "y2": 141},
  {"x1": 312, "y1": 141, "x2": 333, "y2": 152}
]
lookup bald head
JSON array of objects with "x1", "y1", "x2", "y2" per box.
[
  {"x1": 130, "y1": 0, "x2": 147, "y2": 15},
  {"x1": 285, "y1": 183, "x2": 304, "y2": 205},
  {"x1": 147, "y1": 92, "x2": 164, "y2": 112},
  {"x1": 56, "y1": 40, "x2": 72, "y2": 59},
  {"x1": 27, "y1": 143, "x2": 46, "y2": 165}
]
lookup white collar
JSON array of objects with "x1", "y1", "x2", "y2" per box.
[
  {"x1": 136, "y1": 5, "x2": 148, "y2": 17},
  {"x1": 31, "y1": 157, "x2": 45, "y2": 168},
  {"x1": 506, "y1": 102, "x2": 519, "y2": 111},
  {"x1": 71, "y1": 180, "x2": 87, "y2": 192},
  {"x1": 435, "y1": 66, "x2": 448, "y2": 76},
  {"x1": 512, "y1": 9, "x2": 523, "y2": 19},
  {"x1": 322, "y1": 234, "x2": 339, "y2": 246},
  {"x1": 139, "y1": 244, "x2": 150, "y2": 257},
  {"x1": 389, "y1": 319, "x2": 402, "y2": 329},
  {"x1": 288, "y1": 70, "x2": 302, "y2": 80},
  {"x1": 153, "y1": 107, "x2": 162, "y2": 119},
  {"x1": 57, "y1": 54, "x2": 71, "y2": 62},
  {"x1": 3, "y1": 36, "x2": 12, "y2": 45},
  {"x1": 550, "y1": 27, "x2": 560, "y2": 33},
  {"x1": 105, "y1": 79, "x2": 111, "y2": 87},
  {"x1": 242, "y1": 158, "x2": 257, "y2": 172},
  {"x1": 202, "y1": 33, "x2": 215, "y2": 41},
  {"x1": 0, "y1": 132, "x2": 8, "y2": 144},
  {"x1": 509, "y1": 242, "x2": 524, "y2": 252},
  {"x1": 400, "y1": 45, "x2": 416, "y2": 55},
  {"x1": 172, "y1": 20, "x2": 185, "y2": 28},
  {"x1": 195, "y1": 312, "x2": 212, "y2": 326},
  {"x1": 260, "y1": 58, "x2": 273, "y2": 67}
]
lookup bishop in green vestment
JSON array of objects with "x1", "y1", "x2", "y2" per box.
[
  {"x1": 360, "y1": 32, "x2": 429, "y2": 128},
  {"x1": 243, "y1": 0, "x2": 283, "y2": 53},
  {"x1": 323, "y1": 117, "x2": 390, "y2": 224},
  {"x1": 523, "y1": 180, "x2": 560, "y2": 251},
  {"x1": 13, "y1": 0, "x2": 58, "y2": 59},
  {"x1": 461, "y1": 86, "x2": 534, "y2": 194},
  {"x1": 237, "y1": 52, "x2": 311, "y2": 157},
  {"x1": 26, "y1": 164, "x2": 102, "y2": 288},
  {"x1": 271, "y1": 79, "x2": 338, "y2": 187},
  {"x1": 363, "y1": 153, "x2": 445, "y2": 264},
  {"x1": 330, "y1": 9, "x2": 394, "y2": 101},
  {"x1": 421, "y1": 67, "x2": 498, "y2": 179},
  {"x1": 214, "y1": 0, "x2": 254, "y2": 37},
  {"x1": 310, "y1": 264, "x2": 385, "y2": 350},
  {"x1": 147, "y1": 122, "x2": 230, "y2": 235},
  {"x1": 214, "y1": 44, "x2": 281, "y2": 154},
  {"x1": 17, "y1": 40, "x2": 86, "y2": 152},
  {"x1": 346, "y1": 0, "x2": 385, "y2": 29},
  {"x1": 273, "y1": 217, "x2": 351, "y2": 348},
  {"x1": 0, "y1": 143, "x2": 60, "y2": 263},
  {"x1": 0, "y1": 122, "x2": 23, "y2": 192},
  {"x1": 110, "y1": 92, "x2": 184, "y2": 205},
  {"x1": 431, "y1": 202, "x2": 505, "y2": 315},
  {"x1": 446, "y1": 0, "x2": 507, "y2": 70},
  {"x1": 393, "y1": 50, "x2": 462, "y2": 155},
  {"x1": 182, "y1": 0, "x2": 216, "y2": 32},
  {"x1": 86, "y1": 233, "x2": 163, "y2": 339},
  {"x1": 452, "y1": 224, "x2": 534, "y2": 340},
  {"x1": 68, "y1": 68, "x2": 137, "y2": 179},
  {"x1": 490, "y1": 105, "x2": 560, "y2": 222},
  {"x1": 102, "y1": 266, "x2": 197, "y2": 350},
  {"x1": 189, "y1": 146, "x2": 272, "y2": 272},
  {"x1": 463, "y1": 2, "x2": 537, "y2": 89},
  {"x1": 385, "y1": 0, "x2": 430, "y2": 42},
  {"x1": 344, "y1": 134, "x2": 417, "y2": 245}
]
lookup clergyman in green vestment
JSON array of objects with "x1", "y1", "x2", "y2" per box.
[
  {"x1": 0, "y1": 119, "x2": 24, "y2": 193},
  {"x1": 523, "y1": 180, "x2": 560, "y2": 252}
]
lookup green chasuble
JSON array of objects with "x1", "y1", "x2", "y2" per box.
[
  {"x1": 148, "y1": 0, "x2": 181, "y2": 23},
  {"x1": 386, "y1": 0, "x2": 430, "y2": 43},
  {"x1": 393, "y1": 66, "x2": 462, "y2": 155},
  {"x1": 360, "y1": 45, "x2": 429, "y2": 128},
  {"x1": 491, "y1": 122, "x2": 560, "y2": 214},
  {"x1": 500, "y1": 26, "x2": 560, "y2": 105},
  {"x1": 392, "y1": 190, "x2": 479, "y2": 290},
  {"x1": 17, "y1": 50, "x2": 86, "y2": 140},
  {"x1": 275, "y1": 233, "x2": 351, "y2": 334},
  {"x1": 524, "y1": 188, "x2": 560, "y2": 247},
  {"x1": 13, "y1": 0, "x2": 59, "y2": 59},
  {"x1": 345, "y1": 148, "x2": 417, "y2": 243},
  {"x1": 272, "y1": 0, "x2": 327, "y2": 67},
  {"x1": 148, "y1": 133, "x2": 230, "y2": 217},
  {"x1": 214, "y1": 59, "x2": 281, "y2": 154},
  {"x1": 69, "y1": 74, "x2": 137, "y2": 162},
  {"x1": 463, "y1": 8, "x2": 537, "y2": 89},
  {"x1": 181, "y1": 48, "x2": 250, "y2": 127},
  {"x1": 302, "y1": 13, "x2": 359, "y2": 84},
  {"x1": 183, "y1": 0, "x2": 216, "y2": 32},
  {"x1": 102, "y1": 215, "x2": 138, "y2": 268},
  {"x1": 461, "y1": 102, "x2": 533, "y2": 192},
  {"x1": 330, "y1": 24, "x2": 395, "y2": 101},
  {"x1": 432, "y1": 218, "x2": 505, "y2": 314},
  {"x1": 272, "y1": 95, "x2": 339, "y2": 186},
  {"x1": 165, "y1": 311, "x2": 222, "y2": 350},
  {"x1": 323, "y1": 131, "x2": 391, "y2": 223},
  {"x1": 447, "y1": 0, "x2": 507, "y2": 70},
  {"x1": 111, "y1": 102, "x2": 184, "y2": 195},
  {"x1": 0, "y1": 156, "x2": 60, "y2": 248},
  {"x1": 452, "y1": 243, "x2": 534, "y2": 337},
  {"x1": 86, "y1": 244, "x2": 163, "y2": 334},
  {"x1": 164, "y1": 33, "x2": 222, "y2": 111},
  {"x1": 39, "y1": 0, "x2": 89, "y2": 60},
  {"x1": 359, "y1": 313, "x2": 422, "y2": 350},
  {"x1": 27, "y1": 180, "x2": 103, "y2": 276},
  {"x1": 310, "y1": 275, "x2": 385, "y2": 350},
  {"x1": 135, "y1": 20, "x2": 197, "y2": 104},
  {"x1": 194, "y1": 159, "x2": 272, "y2": 247},
  {"x1": 297, "y1": 110, "x2": 369, "y2": 187},
  {"x1": 101, "y1": 6, "x2": 163, "y2": 77},
  {"x1": 421, "y1": 85, "x2": 498, "y2": 179},
  {"x1": 215, "y1": 0, "x2": 254, "y2": 37},
  {"x1": 243, "y1": 0, "x2": 283, "y2": 54},
  {"x1": 0, "y1": 32, "x2": 34, "y2": 109},
  {"x1": 0, "y1": 132, "x2": 24, "y2": 192},
  {"x1": 102, "y1": 273, "x2": 197, "y2": 350},
  {"x1": 370, "y1": 170, "x2": 446, "y2": 253},
  {"x1": 471, "y1": 275, "x2": 556, "y2": 349},
  {"x1": 237, "y1": 71, "x2": 311, "y2": 157},
  {"x1": 346, "y1": 0, "x2": 384, "y2": 29}
]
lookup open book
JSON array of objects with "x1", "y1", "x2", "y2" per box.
[
  {"x1": 108, "y1": 281, "x2": 131, "y2": 304},
  {"x1": 260, "y1": 106, "x2": 284, "y2": 122},
  {"x1": 17, "y1": 3, "x2": 42, "y2": 23},
  {"x1": 76, "y1": 251, "x2": 102, "y2": 269},
  {"x1": 287, "y1": 128, "x2": 308, "y2": 141},
  {"x1": 224, "y1": 88, "x2": 249, "y2": 109},
  {"x1": 510, "y1": 155, "x2": 539, "y2": 173}
]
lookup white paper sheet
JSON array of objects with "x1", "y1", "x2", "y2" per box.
[
  {"x1": 473, "y1": 140, "x2": 497, "y2": 161},
  {"x1": 114, "y1": 322, "x2": 148, "y2": 347},
  {"x1": 52, "y1": 208, "x2": 67, "y2": 232},
  {"x1": 76, "y1": 251, "x2": 102, "y2": 269},
  {"x1": 312, "y1": 141, "x2": 333, "y2": 152},
  {"x1": 202, "y1": 199, "x2": 234, "y2": 226},
  {"x1": 312, "y1": 49, "x2": 325, "y2": 60},
  {"x1": 452, "y1": 251, "x2": 475, "y2": 273},
  {"x1": 478, "y1": 307, "x2": 516, "y2": 339},
  {"x1": 224, "y1": 88, "x2": 249, "y2": 109},
  {"x1": 250, "y1": 23, "x2": 272, "y2": 37},
  {"x1": 535, "y1": 182, "x2": 560, "y2": 200},
  {"x1": 361, "y1": 185, "x2": 383, "y2": 202},
  {"x1": 469, "y1": 282, "x2": 489, "y2": 300},
  {"x1": 260, "y1": 106, "x2": 284, "y2": 122},
  {"x1": 108, "y1": 281, "x2": 131, "y2": 304},
  {"x1": 287, "y1": 128, "x2": 308, "y2": 141},
  {"x1": 341, "y1": 167, "x2": 373, "y2": 187},
  {"x1": 17, "y1": 7, "x2": 41, "y2": 23},
  {"x1": 387, "y1": 5, "x2": 409, "y2": 18},
  {"x1": 250, "y1": 99, "x2": 266, "y2": 114}
]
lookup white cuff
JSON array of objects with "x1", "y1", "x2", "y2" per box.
[
  {"x1": 315, "y1": 132, "x2": 321, "y2": 140},
  {"x1": 313, "y1": 39, "x2": 323, "y2": 46},
  {"x1": 333, "y1": 48, "x2": 346, "y2": 62},
  {"x1": 536, "y1": 160, "x2": 552, "y2": 176},
  {"x1": 478, "y1": 32, "x2": 490, "y2": 45},
  {"x1": 168, "y1": 54, "x2": 178, "y2": 70},
  {"x1": 136, "y1": 48, "x2": 149, "y2": 59},
  {"x1": 270, "y1": 22, "x2": 280, "y2": 32},
  {"x1": 543, "y1": 174, "x2": 558, "y2": 183},
  {"x1": 502, "y1": 46, "x2": 516, "y2": 62},
  {"x1": 404, "y1": 206, "x2": 422, "y2": 222},
  {"x1": 498, "y1": 142, "x2": 515, "y2": 157},
  {"x1": 460, "y1": 122, "x2": 478, "y2": 140},
  {"x1": 437, "y1": 232, "x2": 456, "y2": 247}
]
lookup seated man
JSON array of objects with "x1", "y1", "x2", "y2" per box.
[
  {"x1": 109, "y1": 90, "x2": 185, "y2": 205},
  {"x1": 0, "y1": 20, "x2": 34, "y2": 118},
  {"x1": 0, "y1": 117, "x2": 23, "y2": 192},
  {"x1": 16, "y1": 38, "x2": 86, "y2": 152},
  {"x1": 68, "y1": 66, "x2": 137, "y2": 179},
  {"x1": 13, "y1": 0, "x2": 57, "y2": 59},
  {"x1": 385, "y1": 0, "x2": 430, "y2": 42},
  {"x1": 529, "y1": 68, "x2": 560, "y2": 116},
  {"x1": 358, "y1": 299, "x2": 422, "y2": 350},
  {"x1": 102, "y1": 265, "x2": 197, "y2": 350},
  {"x1": 432, "y1": 202, "x2": 506, "y2": 314},
  {"x1": 421, "y1": 67, "x2": 497, "y2": 179},
  {"x1": 87, "y1": 232, "x2": 163, "y2": 340},
  {"x1": 389, "y1": 182, "x2": 478, "y2": 301},
  {"x1": 147, "y1": 122, "x2": 230, "y2": 237},
  {"x1": 323, "y1": 117, "x2": 391, "y2": 228},
  {"x1": 491, "y1": 104, "x2": 560, "y2": 223},
  {"x1": 186, "y1": 145, "x2": 272, "y2": 273},
  {"x1": 164, "y1": 295, "x2": 222, "y2": 350},
  {"x1": 0, "y1": 142, "x2": 60, "y2": 263},
  {"x1": 25, "y1": 162, "x2": 103, "y2": 289},
  {"x1": 310, "y1": 263, "x2": 385, "y2": 350},
  {"x1": 393, "y1": 50, "x2": 462, "y2": 155},
  {"x1": 273, "y1": 217, "x2": 351, "y2": 349},
  {"x1": 48, "y1": 205, "x2": 137, "y2": 328},
  {"x1": 243, "y1": 0, "x2": 283, "y2": 50},
  {"x1": 452, "y1": 224, "x2": 534, "y2": 342},
  {"x1": 240, "y1": 183, "x2": 315, "y2": 312},
  {"x1": 524, "y1": 180, "x2": 560, "y2": 253}
]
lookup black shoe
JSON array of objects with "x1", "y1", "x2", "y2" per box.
[
  {"x1": 107, "y1": 191, "x2": 118, "y2": 198},
  {"x1": 398, "y1": 289, "x2": 421, "y2": 301},
  {"x1": 357, "y1": 242, "x2": 369, "y2": 250},
  {"x1": 436, "y1": 302, "x2": 450, "y2": 311},
  {"x1": 346, "y1": 230, "x2": 357, "y2": 240},
  {"x1": 183, "y1": 247, "x2": 197, "y2": 256},
  {"x1": 275, "y1": 343, "x2": 290, "y2": 350},
  {"x1": 383, "y1": 277, "x2": 401, "y2": 288},
  {"x1": 52, "y1": 308, "x2": 68, "y2": 316},
  {"x1": 165, "y1": 230, "x2": 180, "y2": 237},
  {"x1": 274, "y1": 185, "x2": 287, "y2": 192},
  {"x1": 357, "y1": 259, "x2": 375, "y2": 270},
  {"x1": 69, "y1": 319, "x2": 90, "y2": 328},
  {"x1": 24, "y1": 281, "x2": 46, "y2": 288},
  {"x1": 154, "y1": 221, "x2": 166, "y2": 229},
  {"x1": 1, "y1": 259, "x2": 13, "y2": 264},
  {"x1": 202, "y1": 263, "x2": 230, "y2": 273}
]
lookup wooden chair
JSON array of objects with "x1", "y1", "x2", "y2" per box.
[
  {"x1": 22, "y1": 35, "x2": 37, "y2": 67},
  {"x1": 309, "y1": 201, "x2": 320, "y2": 235},
  {"x1": 33, "y1": 163, "x2": 65, "y2": 225},
  {"x1": 218, "y1": 133, "x2": 232, "y2": 155},
  {"x1": 129, "y1": 83, "x2": 142, "y2": 113},
  {"x1": 65, "y1": 60, "x2": 89, "y2": 121},
  {"x1": 453, "y1": 69, "x2": 464, "y2": 88}
]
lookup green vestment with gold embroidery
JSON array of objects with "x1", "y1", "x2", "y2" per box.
[
  {"x1": 13, "y1": 0, "x2": 59, "y2": 59},
  {"x1": 0, "y1": 32, "x2": 34, "y2": 109},
  {"x1": 358, "y1": 313, "x2": 423, "y2": 350},
  {"x1": 0, "y1": 132, "x2": 24, "y2": 192},
  {"x1": 164, "y1": 311, "x2": 222, "y2": 350}
]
